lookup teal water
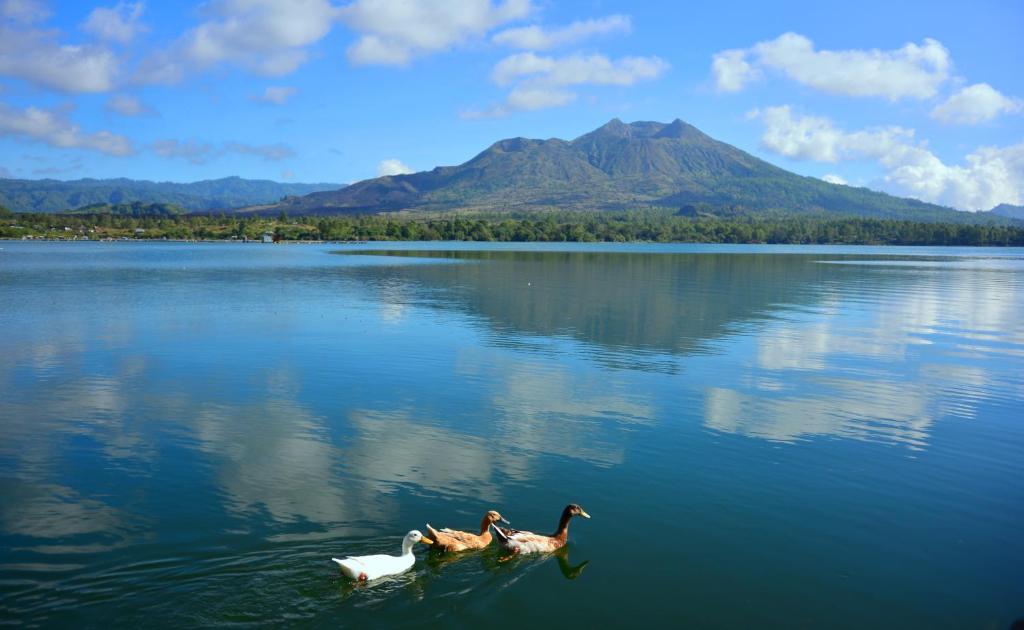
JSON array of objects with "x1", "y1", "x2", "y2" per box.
[{"x1": 1, "y1": 242, "x2": 1022, "y2": 628}]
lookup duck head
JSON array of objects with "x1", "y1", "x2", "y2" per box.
[
  {"x1": 566, "y1": 504, "x2": 591, "y2": 519},
  {"x1": 403, "y1": 529, "x2": 433, "y2": 553},
  {"x1": 485, "y1": 510, "x2": 511, "y2": 525},
  {"x1": 555, "y1": 504, "x2": 591, "y2": 538}
]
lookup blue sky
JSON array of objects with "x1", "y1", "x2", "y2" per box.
[{"x1": 0, "y1": 0, "x2": 1021, "y2": 211}]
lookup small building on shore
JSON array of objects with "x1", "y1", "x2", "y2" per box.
[{"x1": 262, "y1": 232, "x2": 273, "y2": 243}]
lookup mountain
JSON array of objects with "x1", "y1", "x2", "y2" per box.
[
  {"x1": 0, "y1": 176, "x2": 341, "y2": 213},
  {"x1": 60, "y1": 202, "x2": 185, "y2": 216},
  {"x1": 254, "y1": 119, "x2": 972, "y2": 222},
  {"x1": 988, "y1": 203, "x2": 1024, "y2": 220}
]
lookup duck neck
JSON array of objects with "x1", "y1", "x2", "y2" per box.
[
  {"x1": 401, "y1": 539, "x2": 415, "y2": 556},
  {"x1": 552, "y1": 507, "x2": 574, "y2": 541},
  {"x1": 478, "y1": 516, "x2": 493, "y2": 538}
]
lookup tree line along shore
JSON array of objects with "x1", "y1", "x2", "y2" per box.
[{"x1": 3, "y1": 208, "x2": 1023, "y2": 246}]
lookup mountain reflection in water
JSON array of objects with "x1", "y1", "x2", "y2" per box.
[{"x1": 339, "y1": 248, "x2": 1024, "y2": 447}]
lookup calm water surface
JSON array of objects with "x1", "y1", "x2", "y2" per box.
[{"x1": 1, "y1": 242, "x2": 1022, "y2": 628}]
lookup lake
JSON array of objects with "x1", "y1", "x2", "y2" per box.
[{"x1": 1, "y1": 241, "x2": 1022, "y2": 628}]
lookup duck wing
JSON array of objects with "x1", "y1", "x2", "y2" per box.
[
  {"x1": 438, "y1": 529, "x2": 478, "y2": 544},
  {"x1": 332, "y1": 553, "x2": 413, "y2": 580},
  {"x1": 426, "y1": 525, "x2": 476, "y2": 550},
  {"x1": 503, "y1": 532, "x2": 560, "y2": 553},
  {"x1": 489, "y1": 523, "x2": 563, "y2": 553}
]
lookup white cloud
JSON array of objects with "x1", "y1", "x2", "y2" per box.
[
  {"x1": 713, "y1": 32, "x2": 950, "y2": 100},
  {"x1": 749, "y1": 105, "x2": 915, "y2": 163},
  {"x1": 377, "y1": 158, "x2": 413, "y2": 176},
  {"x1": 0, "y1": 102, "x2": 133, "y2": 155},
  {"x1": 822, "y1": 174, "x2": 847, "y2": 185},
  {"x1": 184, "y1": 0, "x2": 335, "y2": 73},
  {"x1": 151, "y1": 139, "x2": 295, "y2": 163},
  {"x1": 490, "y1": 51, "x2": 552, "y2": 85},
  {"x1": 224, "y1": 141, "x2": 294, "y2": 161},
  {"x1": 151, "y1": 139, "x2": 212, "y2": 164},
  {"x1": 251, "y1": 85, "x2": 297, "y2": 104},
  {"x1": 711, "y1": 49, "x2": 760, "y2": 92},
  {"x1": 930, "y1": 83, "x2": 1023, "y2": 125},
  {"x1": 138, "y1": 0, "x2": 338, "y2": 83},
  {"x1": 81, "y1": 2, "x2": 147, "y2": 44},
  {"x1": 505, "y1": 86, "x2": 575, "y2": 110},
  {"x1": 475, "y1": 51, "x2": 668, "y2": 116},
  {"x1": 0, "y1": 0, "x2": 49, "y2": 23},
  {"x1": 340, "y1": 0, "x2": 531, "y2": 66},
  {"x1": 105, "y1": 94, "x2": 155, "y2": 116},
  {"x1": 0, "y1": 24, "x2": 119, "y2": 93},
  {"x1": 492, "y1": 51, "x2": 666, "y2": 87},
  {"x1": 749, "y1": 105, "x2": 1024, "y2": 211},
  {"x1": 492, "y1": 14, "x2": 630, "y2": 50}
]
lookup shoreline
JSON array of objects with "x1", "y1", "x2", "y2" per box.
[{"x1": 4, "y1": 237, "x2": 1024, "y2": 249}]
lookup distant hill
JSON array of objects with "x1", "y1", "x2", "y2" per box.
[
  {"x1": 988, "y1": 203, "x2": 1024, "y2": 220},
  {"x1": 252, "y1": 119, "x2": 983, "y2": 223},
  {"x1": 0, "y1": 176, "x2": 341, "y2": 213},
  {"x1": 60, "y1": 201, "x2": 186, "y2": 216}
]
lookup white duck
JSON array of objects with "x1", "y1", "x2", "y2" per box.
[{"x1": 331, "y1": 530, "x2": 433, "y2": 581}]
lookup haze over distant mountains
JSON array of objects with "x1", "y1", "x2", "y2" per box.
[
  {"x1": 253, "y1": 119, "x2": 986, "y2": 222},
  {"x1": 0, "y1": 177, "x2": 341, "y2": 213}
]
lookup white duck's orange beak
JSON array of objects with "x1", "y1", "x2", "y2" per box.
[{"x1": 419, "y1": 536, "x2": 434, "y2": 545}]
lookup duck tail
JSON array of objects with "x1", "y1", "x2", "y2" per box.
[
  {"x1": 424, "y1": 524, "x2": 441, "y2": 543},
  {"x1": 490, "y1": 522, "x2": 510, "y2": 543},
  {"x1": 332, "y1": 557, "x2": 363, "y2": 581}
]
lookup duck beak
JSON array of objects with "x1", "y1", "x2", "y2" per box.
[
  {"x1": 420, "y1": 536, "x2": 434, "y2": 545},
  {"x1": 499, "y1": 517, "x2": 511, "y2": 525},
  {"x1": 579, "y1": 510, "x2": 591, "y2": 519}
]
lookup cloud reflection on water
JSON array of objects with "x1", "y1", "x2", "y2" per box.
[
  {"x1": 3, "y1": 247, "x2": 1022, "y2": 551},
  {"x1": 0, "y1": 479, "x2": 125, "y2": 540},
  {"x1": 705, "y1": 262, "x2": 1024, "y2": 447},
  {"x1": 190, "y1": 371, "x2": 389, "y2": 529},
  {"x1": 350, "y1": 250, "x2": 1023, "y2": 451},
  {"x1": 339, "y1": 356, "x2": 653, "y2": 503},
  {"x1": 487, "y1": 357, "x2": 652, "y2": 468}
]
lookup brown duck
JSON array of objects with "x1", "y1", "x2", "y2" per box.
[
  {"x1": 491, "y1": 504, "x2": 590, "y2": 554},
  {"x1": 424, "y1": 510, "x2": 510, "y2": 552}
]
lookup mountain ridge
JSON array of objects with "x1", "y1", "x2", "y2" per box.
[
  {"x1": 0, "y1": 176, "x2": 342, "y2": 213},
  {"x1": 987, "y1": 203, "x2": 1024, "y2": 220},
  {"x1": 254, "y1": 119, "x2": 976, "y2": 222}
]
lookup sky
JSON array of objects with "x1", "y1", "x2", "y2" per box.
[{"x1": 0, "y1": 0, "x2": 1021, "y2": 211}]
